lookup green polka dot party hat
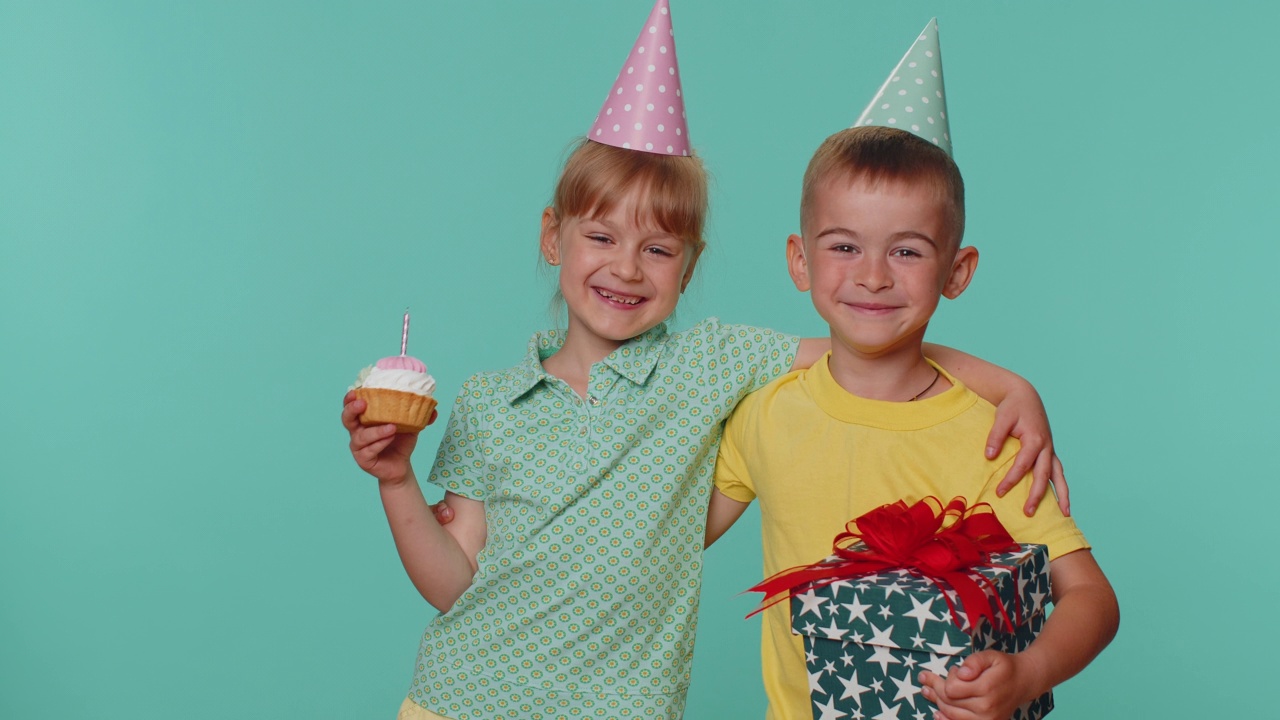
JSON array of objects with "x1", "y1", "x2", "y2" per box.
[{"x1": 854, "y1": 18, "x2": 952, "y2": 156}]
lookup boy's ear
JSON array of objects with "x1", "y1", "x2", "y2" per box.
[
  {"x1": 942, "y1": 245, "x2": 979, "y2": 299},
  {"x1": 786, "y1": 234, "x2": 811, "y2": 292},
  {"x1": 539, "y1": 207, "x2": 561, "y2": 265}
]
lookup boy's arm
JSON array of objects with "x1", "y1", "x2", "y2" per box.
[
  {"x1": 923, "y1": 342, "x2": 1070, "y2": 517},
  {"x1": 705, "y1": 488, "x2": 750, "y2": 548},
  {"x1": 919, "y1": 550, "x2": 1119, "y2": 720}
]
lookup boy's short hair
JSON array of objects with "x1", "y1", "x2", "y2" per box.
[
  {"x1": 800, "y1": 126, "x2": 966, "y2": 250},
  {"x1": 554, "y1": 139, "x2": 708, "y2": 252}
]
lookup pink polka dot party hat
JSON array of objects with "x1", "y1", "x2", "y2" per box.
[
  {"x1": 854, "y1": 18, "x2": 953, "y2": 157},
  {"x1": 589, "y1": 0, "x2": 690, "y2": 156}
]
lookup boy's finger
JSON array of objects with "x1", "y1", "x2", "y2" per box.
[{"x1": 1051, "y1": 455, "x2": 1071, "y2": 516}]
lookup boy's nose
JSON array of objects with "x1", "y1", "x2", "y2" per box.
[{"x1": 854, "y1": 256, "x2": 892, "y2": 291}]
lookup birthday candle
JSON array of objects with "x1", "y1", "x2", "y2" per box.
[{"x1": 401, "y1": 309, "x2": 410, "y2": 356}]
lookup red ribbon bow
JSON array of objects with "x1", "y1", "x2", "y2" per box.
[{"x1": 749, "y1": 497, "x2": 1020, "y2": 634}]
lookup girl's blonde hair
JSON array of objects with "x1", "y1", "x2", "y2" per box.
[{"x1": 551, "y1": 139, "x2": 708, "y2": 252}]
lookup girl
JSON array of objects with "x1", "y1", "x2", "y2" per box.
[{"x1": 341, "y1": 4, "x2": 1064, "y2": 719}]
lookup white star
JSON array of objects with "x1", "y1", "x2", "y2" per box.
[
  {"x1": 849, "y1": 631, "x2": 865, "y2": 643},
  {"x1": 890, "y1": 669, "x2": 923, "y2": 708},
  {"x1": 824, "y1": 660, "x2": 837, "y2": 675},
  {"x1": 830, "y1": 579, "x2": 855, "y2": 593},
  {"x1": 850, "y1": 709, "x2": 865, "y2": 720},
  {"x1": 882, "y1": 581, "x2": 906, "y2": 598},
  {"x1": 867, "y1": 644, "x2": 901, "y2": 676},
  {"x1": 814, "y1": 696, "x2": 847, "y2": 720},
  {"x1": 909, "y1": 632, "x2": 926, "y2": 648},
  {"x1": 839, "y1": 669, "x2": 872, "y2": 703},
  {"x1": 821, "y1": 618, "x2": 848, "y2": 640},
  {"x1": 878, "y1": 604, "x2": 894, "y2": 620},
  {"x1": 920, "y1": 652, "x2": 952, "y2": 677},
  {"x1": 806, "y1": 646, "x2": 818, "y2": 664},
  {"x1": 797, "y1": 589, "x2": 827, "y2": 618},
  {"x1": 825, "y1": 600, "x2": 841, "y2": 617},
  {"x1": 902, "y1": 595, "x2": 939, "y2": 632},
  {"x1": 873, "y1": 700, "x2": 904, "y2": 719},
  {"x1": 1031, "y1": 589, "x2": 1048, "y2": 612},
  {"x1": 871, "y1": 678, "x2": 884, "y2": 693},
  {"x1": 809, "y1": 667, "x2": 827, "y2": 696},
  {"x1": 842, "y1": 594, "x2": 873, "y2": 624},
  {"x1": 802, "y1": 621, "x2": 818, "y2": 636},
  {"x1": 868, "y1": 622, "x2": 897, "y2": 647},
  {"x1": 928, "y1": 633, "x2": 966, "y2": 657},
  {"x1": 913, "y1": 711, "x2": 928, "y2": 720},
  {"x1": 902, "y1": 655, "x2": 918, "y2": 669},
  {"x1": 841, "y1": 652, "x2": 856, "y2": 667}
]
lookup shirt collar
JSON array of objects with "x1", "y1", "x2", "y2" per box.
[{"x1": 504, "y1": 323, "x2": 670, "y2": 404}]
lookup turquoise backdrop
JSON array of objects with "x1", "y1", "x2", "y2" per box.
[{"x1": 3, "y1": 1, "x2": 1276, "y2": 717}]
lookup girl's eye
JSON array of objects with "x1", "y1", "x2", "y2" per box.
[
  {"x1": 645, "y1": 246, "x2": 675, "y2": 257},
  {"x1": 588, "y1": 234, "x2": 612, "y2": 244}
]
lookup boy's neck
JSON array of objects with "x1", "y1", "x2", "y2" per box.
[{"x1": 825, "y1": 334, "x2": 951, "y2": 402}]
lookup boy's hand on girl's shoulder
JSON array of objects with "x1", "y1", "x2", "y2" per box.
[
  {"x1": 919, "y1": 650, "x2": 1042, "y2": 720},
  {"x1": 341, "y1": 390, "x2": 432, "y2": 486}
]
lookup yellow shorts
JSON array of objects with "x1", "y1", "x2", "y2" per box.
[{"x1": 397, "y1": 697, "x2": 453, "y2": 720}]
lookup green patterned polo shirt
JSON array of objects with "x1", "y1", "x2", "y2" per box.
[{"x1": 406, "y1": 318, "x2": 798, "y2": 719}]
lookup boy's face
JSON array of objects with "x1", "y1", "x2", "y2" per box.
[{"x1": 788, "y1": 176, "x2": 977, "y2": 358}]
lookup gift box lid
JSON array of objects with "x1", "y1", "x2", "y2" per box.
[{"x1": 790, "y1": 543, "x2": 1050, "y2": 656}]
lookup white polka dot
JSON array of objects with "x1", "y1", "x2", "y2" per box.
[
  {"x1": 863, "y1": 118, "x2": 873, "y2": 125},
  {"x1": 596, "y1": 129, "x2": 602, "y2": 136},
  {"x1": 881, "y1": 103, "x2": 890, "y2": 109},
  {"x1": 681, "y1": 110, "x2": 685, "y2": 118},
  {"x1": 668, "y1": 67, "x2": 675, "y2": 75},
  {"x1": 627, "y1": 66, "x2": 634, "y2": 75},
  {"x1": 638, "y1": 46, "x2": 645, "y2": 54},
  {"x1": 659, "y1": 85, "x2": 667, "y2": 93},
  {"x1": 898, "y1": 89, "x2": 907, "y2": 96},
  {"x1": 925, "y1": 50, "x2": 934, "y2": 57},
  {"x1": 660, "y1": 46, "x2": 667, "y2": 54},
  {"x1": 636, "y1": 84, "x2": 644, "y2": 92},
  {"x1": 623, "y1": 142, "x2": 631, "y2": 148},
  {"x1": 909, "y1": 62, "x2": 918, "y2": 68},
  {"x1": 922, "y1": 97, "x2": 930, "y2": 104},
  {"x1": 675, "y1": 89, "x2": 681, "y2": 97},
  {"x1": 911, "y1": 124, "x2": 920, "y2": 131},
  {"x1": 931, "y1": 70, "x2": 939, "y2": 78},
  {"x1": 624, "y1": 103, "x2": 632, "y2": 111},
  {"x1": 676, "y1": 128, "x2": 681, "y2": 135},
  {"x1": 647, "y1": 103, "x2": 654, "y2": 111},
  {"x1": 648, "y1": 64, "x2": 656, "y2": 72},
  {"x1": 635, "y1": 122, "x2": 643, "y2": 130},
  {"x1": 649, "y1": 26, "x2": 656, "y2": 34},
  {"x1": 645, "y1": 142, "x2": 653, "y2": 150},
  {"x1": 668, "y1": 106, "x2": 675, "y2": 113},
  {"x1": 613, "y1": 124, "x2": 620, "y2": 132},
  {"x1": 915, "y1": 78, "x2": 924, "y2": 85},
  {"x1": 658, "y1": 124, "x2": 665, "y2": 132},
  {"x1": 682, "y1": 149, "x2": 688, "y2": 156},
  {"x1": 940, "y1": 111, "x2": 946, "y2": 119},
  {"x1": 927, "y1": 117, "x2": 935, "y2": 124},
  {"x1": 667, "y1": 145, "x2": 674, "y2": 153},
  {"x1": 932, "y1": 137, "x2": 939, "y2": 143},
  {"x1": 936, "y1": 91, "x2": 942, "y2": 98},
  {"x1": 892, "y1": 75, "x2": 901, "y2": 83},
  {"x1": 906, "y1": 106, "x2": 914, "y2": 112},
  {"x1": 944, "y1": 133, "x2": 950, "y2": 140},
  {"x1": 616, "y1": 87, "x2": 623, "y2": 95},
  {"x1": 888, "y1": 118, "x2": 897, "y2": 124},
  {"x1": 606, "y1": 108, "x2": 613, "y2": 115},
  {"x1": 661, "y1": 6, "x2": 668, "y2": 14}
]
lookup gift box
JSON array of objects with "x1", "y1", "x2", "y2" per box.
[{"x1": 790, "y1": 542, "x2": 1053, "y2": 720}]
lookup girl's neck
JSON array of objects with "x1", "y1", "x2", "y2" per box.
[
  {"x1": 826, "y1": 339, "x2": 949, "y2": 402},
  {"x1": 542, "y1": 325, "x2": 626, "y2": 398}
]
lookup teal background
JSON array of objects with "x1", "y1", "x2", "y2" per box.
[{"x1": 2, "y1": 1, "x2": 1275, "y2": 717}]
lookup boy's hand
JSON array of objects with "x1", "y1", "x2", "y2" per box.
[
  {"x1": 342, "y1": 390, "x2": 437, "y2": 485},
  {"x1": 986, "y1": 386, "x2": 1070, "y2": 517},
  {"x1": 919, "y1": 650, "x2": 1041, "y2": 720}
]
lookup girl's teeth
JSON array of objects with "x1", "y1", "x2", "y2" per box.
[{"x1": 600, "y1": 290, "x2": 640, "y2": 305}]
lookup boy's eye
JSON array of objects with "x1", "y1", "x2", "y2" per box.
[
  {"x1": 831, "y1": 244, "x2": 858, "y2": 254},
  {"x1": 892, "y1": 247, "x2": 923, "y2": 258}
]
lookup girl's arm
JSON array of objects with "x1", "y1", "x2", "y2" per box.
[
  {"x1": 923, "y1": 343, "x2": 1069, "y2": 517},
  {"x1": 791, "y1": 339, "x2": 1069, "y2": 517},
  {"x1": 343, "y1": 391, "x2": 484, "y2": 611}
]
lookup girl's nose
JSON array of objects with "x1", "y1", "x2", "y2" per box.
[{"x1": 613, "y1": 251, "x2": 643, "y2": 281}]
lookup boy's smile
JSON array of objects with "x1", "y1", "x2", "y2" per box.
[
  {"x1": 541, "y1": 188, "x2": 698, "y2": 358},
  {"x1": 788, "y1": 176, "x2": 976, "y2": 361}
]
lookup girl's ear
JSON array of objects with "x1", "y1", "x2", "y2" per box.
[
  {"x1": 679, "y1": 244, "x2": 703, "y2": 293},
  {"x1": 540, "y1": 207, "x2": 561, "y2": 265},
  {"x1": 942, "y1": 245, "x2": 979, "y2": 299}
]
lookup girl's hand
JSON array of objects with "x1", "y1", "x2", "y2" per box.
[
  {"x1": 342, "y1": 390, "x2": 436, "y2": 485},
  {"x1": 432, "y1": 500, "x2": 455, "y2": 525},
  {"x1": 987, "y1": 386, "x2": 1070, "y2": 517}
]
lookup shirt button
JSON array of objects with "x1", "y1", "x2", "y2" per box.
[
  {"x1": 580, "y1": 427, "x2": 588, "y2": 437},
  {"x1": 588, "y1": 395, "x2": 600, "y2": 406}
]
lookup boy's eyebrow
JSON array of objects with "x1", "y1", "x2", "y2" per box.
[{"x1": 814, "y1": 227, "x2": 939, "y2": 248}]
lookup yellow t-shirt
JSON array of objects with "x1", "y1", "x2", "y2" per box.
[{"x1": 714, "y1": 355, "x2": 1090, "y2": 720}]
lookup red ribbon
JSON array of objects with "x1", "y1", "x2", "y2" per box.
[{"x1": 749, "y1": 497, "x2": 1020, "y2": 634}]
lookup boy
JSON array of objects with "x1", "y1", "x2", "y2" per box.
[{"x1": 706, "y1": 125, "x2": 1119, "y2": 720}]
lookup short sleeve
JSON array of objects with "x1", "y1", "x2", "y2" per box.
[
  {"x1": 689, "y1": 317, "x2": 799, "y2": 400},
  {"x1": 426, "y1": 375, "x2": 500, "y2": 501},
  {"x1": 981, "y1": 457, "x2": 1090, "y2": 561},
  {"x1": 713, "y1": 394, "x2": 759, "y2": 504}
]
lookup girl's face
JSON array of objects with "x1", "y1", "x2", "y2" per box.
[{"x1": 540, "y1": 187, "x2": 699, "y2": 356}]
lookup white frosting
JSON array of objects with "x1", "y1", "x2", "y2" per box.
[{"x1": 350, "y1": 365, "x2": 436, "y2": 396}]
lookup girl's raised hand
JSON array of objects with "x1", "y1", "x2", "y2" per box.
[{"x1": 342, "y1": 390, "x2": 434, "y2": 485}]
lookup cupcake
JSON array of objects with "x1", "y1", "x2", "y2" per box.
[{"x1": 350, "y1": 312, "x2": 437, "y2": 433}]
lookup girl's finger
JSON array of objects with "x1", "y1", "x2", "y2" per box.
[
  {"x1": 341, "y1": 398, "x2": 367, "y2": 431},
  {"x1": 351, "y1": 423, "x2": 396, "y2": 452},
  {"x1": 358, "y1": 434, "x2": 397, "y2": 463},
  {"x1": 994, "y1": 440, "x2": 1034, "y2": 498},
  {"x1": 1022, "y1": 448, "x2": 1053, "y2": 515},
  {"x1": 1051, "y1": 455, "x2": 1071, "y2": 516},
  {"x1": 984, "y1": 409, "x2": 1016, "y2": 460}
]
